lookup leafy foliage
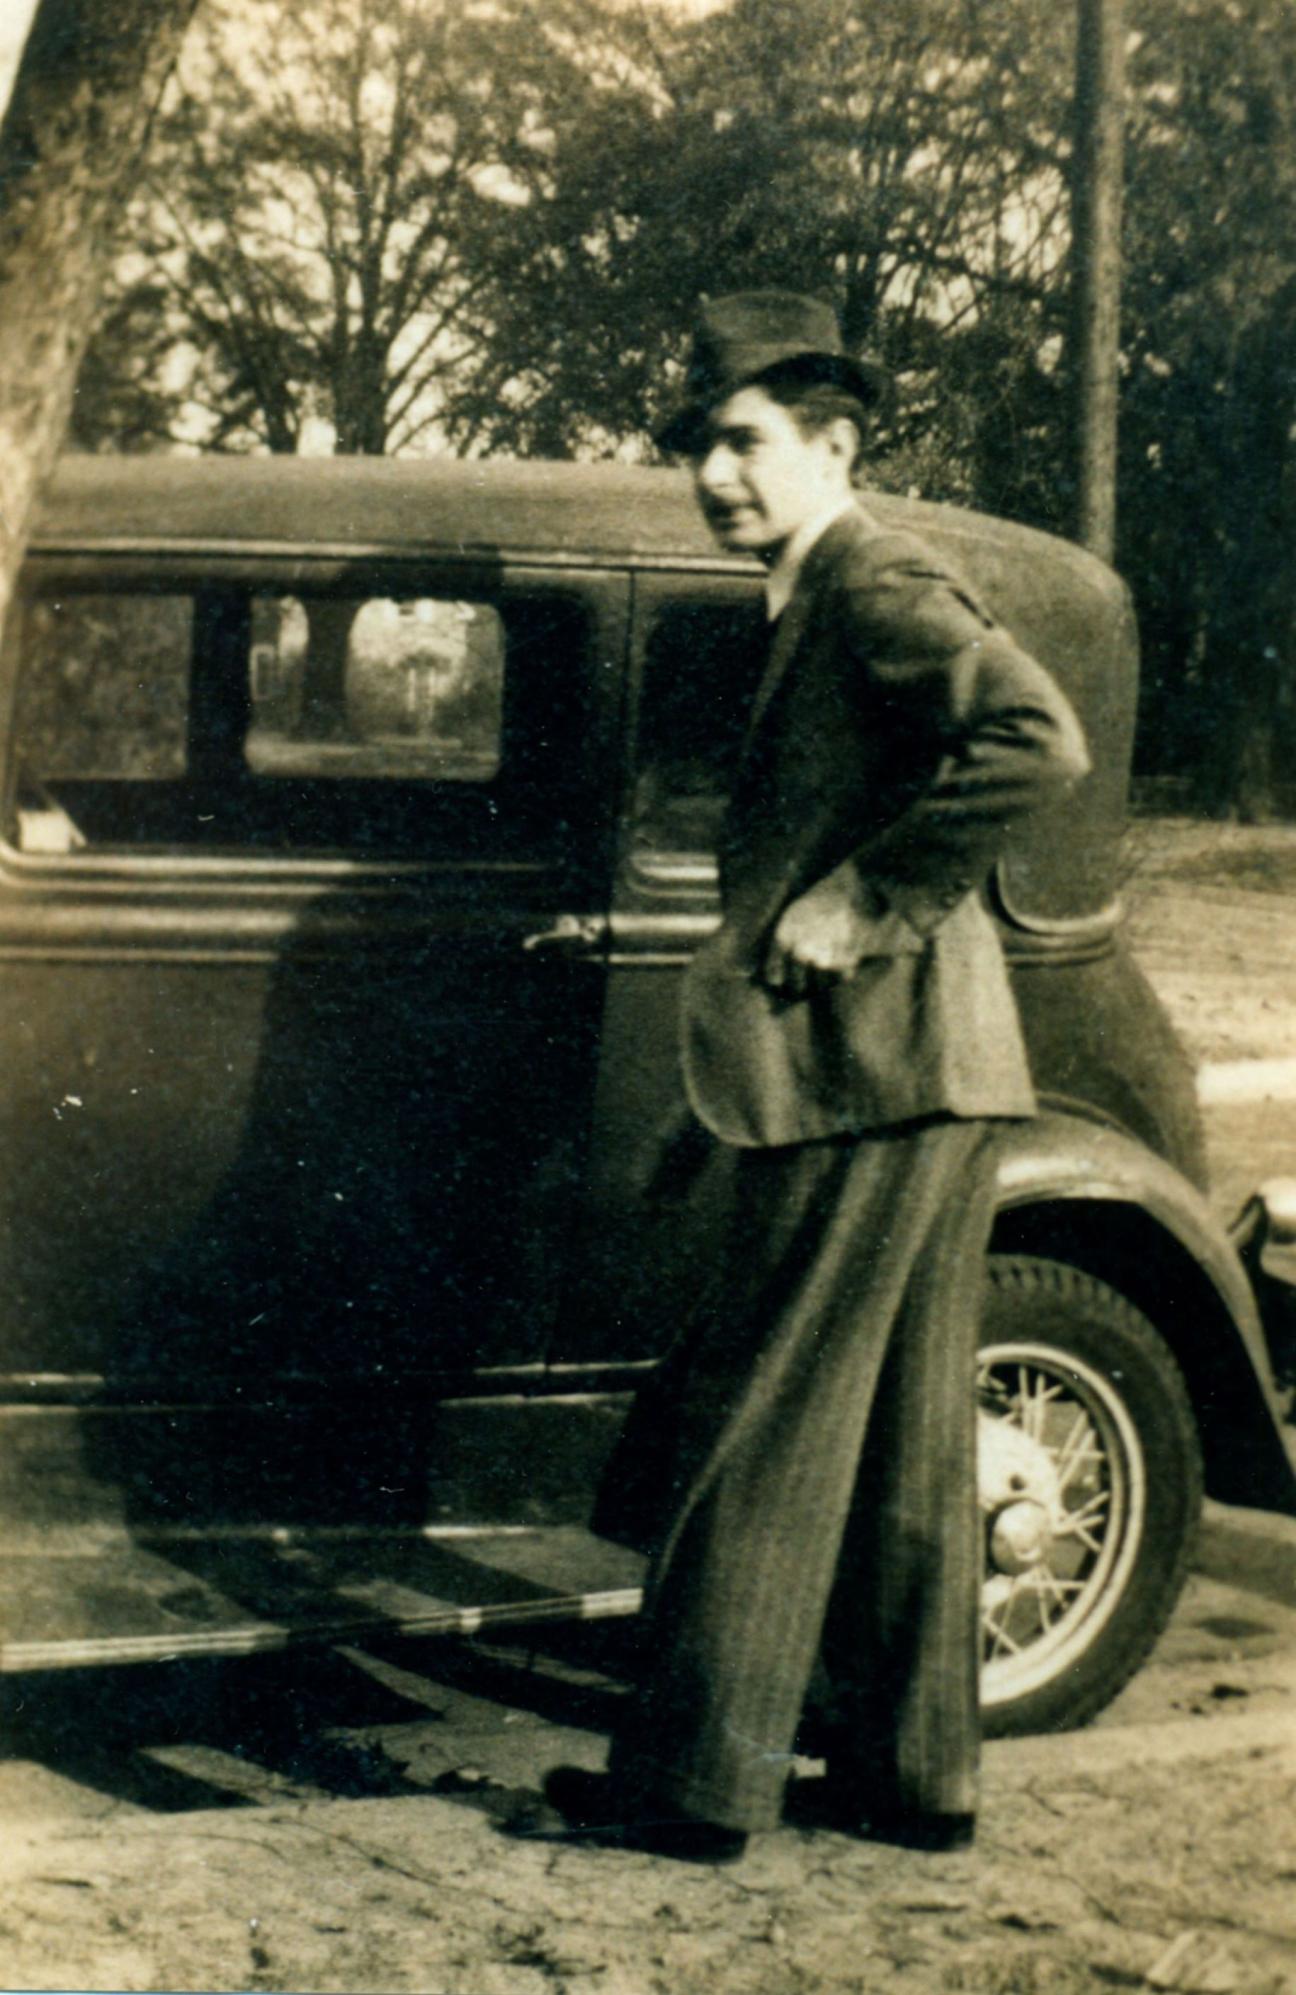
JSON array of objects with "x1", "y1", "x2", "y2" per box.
[
  {"x1": 462, "y1": 0, "x2": 1075, "y2": 486},
  {"x1": 71, "y1": 0, "x2": 1296, "y2": 809},
  {"x1": 79, "y1": 0, "x2": 1074, "y2": 483},
  {"x1": 1119, "y1": 0, "x2": 1296, "y2": 810}
]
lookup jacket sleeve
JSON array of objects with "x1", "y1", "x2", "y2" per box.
[{"x1": 833, "y1": 547, "x2": 1091, "y2": 936}]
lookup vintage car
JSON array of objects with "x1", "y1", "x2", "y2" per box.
[{"x1": 0, "y1": 454, "x2": 1292, "y2": 1741}]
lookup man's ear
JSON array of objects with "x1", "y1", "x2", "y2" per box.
[{"x1": 824, "y1": 416, "x2": 862, "y2": 473}]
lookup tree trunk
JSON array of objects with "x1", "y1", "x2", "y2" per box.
[{"x1": 0, "y1": 0, "x2": 199, "y2": 646}]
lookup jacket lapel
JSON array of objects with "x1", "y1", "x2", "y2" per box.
[
  {"x1": 741, "y1": 506, "x2": 873, "y2": 749},
  {"x1": 743, "y1": 589, "x2": 810, "y2": 751}
]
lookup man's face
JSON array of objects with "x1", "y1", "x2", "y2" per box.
[{"x1": 690, "y1": 385, "x2": 848, "y2": 557}]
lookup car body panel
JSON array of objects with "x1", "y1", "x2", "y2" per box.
[
  {"x1": 988, "y1": 1125, "x2": 1284, "y2": 1436},
  {"x1": 0, "y1": 454, "x2": 1288, "y2": 1671}
]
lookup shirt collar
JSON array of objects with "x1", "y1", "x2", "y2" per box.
[{"x1": 763, "y1": 495, "x2": 856, "y2": 622}]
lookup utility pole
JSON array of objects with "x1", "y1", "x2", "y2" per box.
[{"x1": 1070, "y1": 0, "x2": 1126, "y2": 562}]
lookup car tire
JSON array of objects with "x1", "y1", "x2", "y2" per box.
[{"x1": 978, "y1": 1253, "x2": 1203, "y2": 1738}]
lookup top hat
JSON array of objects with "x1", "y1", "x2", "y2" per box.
[{"x1": 655, "y1": 291, "x2": 892, "y2": 454}]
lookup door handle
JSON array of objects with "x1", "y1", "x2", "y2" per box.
[{"x1": 521, "y1": 913, "x2": 608, "y2": 954}]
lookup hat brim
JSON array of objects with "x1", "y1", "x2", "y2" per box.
[{"x1": 654, "y1": 350, "x2": 892, "y2": 455}]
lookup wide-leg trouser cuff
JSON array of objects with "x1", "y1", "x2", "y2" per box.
[{"x1": 609, "y1": 1740, "x2": 794, "y2": 1835}]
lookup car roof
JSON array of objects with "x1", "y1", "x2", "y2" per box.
[
  {"x1": 29, "y1": 454, "x2": 1120, "y2": 601},
  {"x1": 28, "y1": 455, "x2": 729, "y2": 564}
]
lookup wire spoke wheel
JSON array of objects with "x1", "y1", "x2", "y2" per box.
[
  {"x1": 977, "y1": 1256, "x2": 1202, "y2": 1737},
  {"x1": 979, "y1": 1342, "x2": 1143, "y2": 1695}
]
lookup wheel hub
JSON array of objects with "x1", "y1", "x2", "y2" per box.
[
  {"x1": 979, "y1": 1407, "x2": 1063, "y2": 1576},
  {"x1": 989, "y1": 1497, "x2": 1054, "y2": 1574}
]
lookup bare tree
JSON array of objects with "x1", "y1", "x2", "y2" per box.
[{"x1": 79, "y1": 0, "x2": 600, "y2": 455}]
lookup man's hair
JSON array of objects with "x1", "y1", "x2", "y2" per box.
[{"x1": 761, "y1": 377, "x2": 872, "y2": 479}]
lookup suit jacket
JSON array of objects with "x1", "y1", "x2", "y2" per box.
[{"x1": 682, "y1": 503, "x2": 1091, "y2": 1146}]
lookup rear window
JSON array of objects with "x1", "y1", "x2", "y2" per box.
[
  {"x1": 10, "y1": 580, "x2": 582, "y2": 857},
  {"x1": 244, "y1": 594, "x2": 503, "y2": 784}
]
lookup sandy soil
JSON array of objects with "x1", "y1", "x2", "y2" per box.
[
  {"x1": 1124, "y1": 817, "x2": 1296, "y2": 1067},
  {"x1": 0, "y1": 1618, "x2": 1293, "y2": 1995},
  {"x1": 1123, "y1": 817, "x2": 1296, "y2": 1213}
]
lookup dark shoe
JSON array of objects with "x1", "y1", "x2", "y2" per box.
[
  {"x1": 613, "y1": 1816, "x2": 749, "y2": 1864},
  {"x1": 783, "y1": 1770, "x2": 861, "y2": 1831},
  {"x1": 505, "y1": 1765, "x2": 747, "y2": 1864},
  {"x1": 865, "y1": 1807, "x2": 976, "y2": 1853},
  {"x1": 541, "y1": 1765, "x2": 625, "y2": 1828},
  {"x1": 785, "y1": 1775, "x2": 974, "y2": 1851}
]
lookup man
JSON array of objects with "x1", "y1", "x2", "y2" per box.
[{"x1": 526, "y1": 292, "x2": 1090, "y2": 1862}]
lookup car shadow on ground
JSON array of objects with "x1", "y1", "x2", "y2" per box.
[{"x1": 0, "y1": 1622, "x2": 637, "y2": 1819}]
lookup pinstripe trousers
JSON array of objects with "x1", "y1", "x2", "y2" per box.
[{"x1": 607, "y1": 1117, "x2": 996, "y2": 1834}]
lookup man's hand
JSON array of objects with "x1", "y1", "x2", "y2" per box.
[{"x1": 761, "y1": 873, "x2": 876, "y2": 1000}]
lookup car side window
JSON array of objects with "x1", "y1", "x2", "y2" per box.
[
  {"x1": 15, "y1": 593, "x2": 192, "y2": 779},
  {"x1": 9, "y1": 581, "x2": 579, "y2": 857},
  {"x1": 630, "y1": 595, "x2": 764, "y2": 880}
]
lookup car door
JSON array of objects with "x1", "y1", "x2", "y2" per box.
[
  {"x1": 0, "y1": 553, "x2": 625, "y2": 1551},
  {"x1": 566, "y1": 568, "x2": 767, "y2": 1371}
]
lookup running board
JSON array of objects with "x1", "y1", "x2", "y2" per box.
[{"x1": 0, "y1": 1525, "x2": 645, "y2": 1673}]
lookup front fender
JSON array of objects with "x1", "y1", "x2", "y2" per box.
[{"x1": 991, "y1": 1111, "x2": 1296, "y2": 1515}]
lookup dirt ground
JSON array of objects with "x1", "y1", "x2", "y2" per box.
[
  {"x1": 1, "y1": 1587, "x2": 1294, "y2": 1995},
  {"x1": 1, "y1": 816, "x2": 1295, "y2": 1995},
  {"x1": 1124, "y1": 815, "x2": 1296, "y2": 1211},
  {"x1": 1122, "y1": 815, "x2": 1296, "y2": 1066}
]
